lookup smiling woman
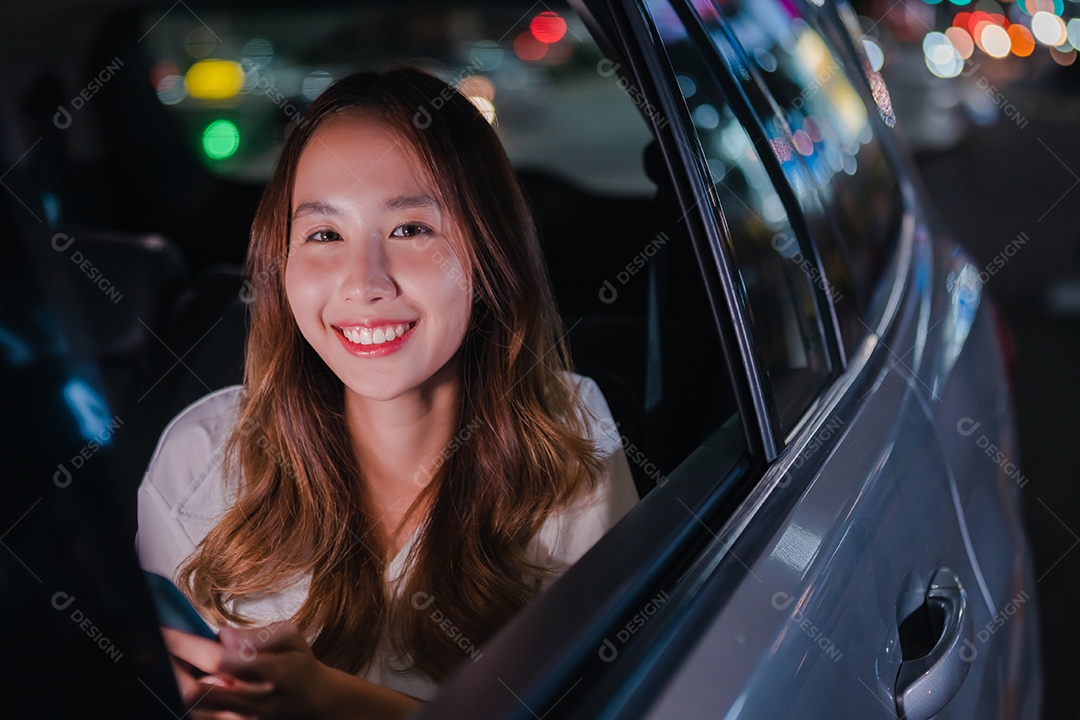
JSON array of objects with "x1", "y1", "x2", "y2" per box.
[
  {"x1": 134, "y1": 67, "x2": 638, "y2": 719},
  {"x1": 285, "y1": 116, "x2": 472, "y2": 391}
]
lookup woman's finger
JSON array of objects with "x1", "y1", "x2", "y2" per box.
[
  {"x1": 183, "y1": 678, "x2": 275, "y2": 717},
  {"x1": 215, "y1": 622, "x2": 309, "y2": 684},
  {"x1": 162, "y1": 626, "x2": 223, "y2": 675},
  {"x1": 216, "y1": 646, "x2": 284, "y2": 685}
]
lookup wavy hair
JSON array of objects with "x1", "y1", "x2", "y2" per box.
[{"x1": 176, "y1": 67, "x2": 607, "y2": 681}]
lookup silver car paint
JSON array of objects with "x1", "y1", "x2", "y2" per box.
[{"x1": 640, "y1": 206, "x2": 1040, "y2": 717}]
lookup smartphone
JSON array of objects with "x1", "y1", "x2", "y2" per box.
[{"x1": 144, "y1": 571, "x2": 218, "y2": 642}]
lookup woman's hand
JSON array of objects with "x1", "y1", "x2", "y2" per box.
[
  {"x1": 161, "y1": 626, "x2": 271, "y2": 720},
  {"x1": 167, "y1": 620, "x2": 421, "y2": 720},
  {"x1": 182, "y1": 620, "x2": 332, "y2": 719}
]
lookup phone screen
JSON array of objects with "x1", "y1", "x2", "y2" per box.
[{"x1": 144, "y1": 571, "x2": 219, "y2": 642}]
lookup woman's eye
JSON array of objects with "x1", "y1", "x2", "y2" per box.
[
  {"x1": 306, "y1": 229, "x2": 341, "y2": 243},
  {"x1": 391, "y1": 223, "x2": 431, "y2": 238}
]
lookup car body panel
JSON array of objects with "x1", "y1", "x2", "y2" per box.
[
  {"x1": 641, "y1": 364, "x2": 986, "y2": 718},
  {"x1": 635, "y1": 231, "x2": 1039, "y2": 719}
]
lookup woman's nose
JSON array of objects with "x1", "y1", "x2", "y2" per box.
[{"x1": 340, "y1": 236, "x2": 396, "y2": 303}]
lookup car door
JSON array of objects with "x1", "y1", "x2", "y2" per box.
[
  {"x1": 571, "y1": 0, "x2": 1034, "y2": 717},
  {"x1": 412, "y1": 0, "x2": 1037, "y2": 716}
]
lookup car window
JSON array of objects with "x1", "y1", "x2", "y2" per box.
[
  {"x1": 138, "y1": 3, "x2": 656, "y2": 195},
  {"x1": 644, "y1": 0, "x2": 834, "y2": 431},
  {"x1": 689, "y1": 0, "x2": 904, "y2": 334}
]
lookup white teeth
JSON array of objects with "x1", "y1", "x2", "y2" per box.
[{"x1": 341, "y1": 322, "x2": 413, "y2": 346}]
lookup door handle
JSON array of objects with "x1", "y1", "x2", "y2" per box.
[{"x1": 895, "y1": 568, "x2": 972, "y2": 720}]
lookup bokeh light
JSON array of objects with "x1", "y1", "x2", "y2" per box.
[
  {"x1": 185, "y1": 26, "x2": 217, "y2": 59},
  {"x1": 792, "y1": 129, "x2": 814, "y2": 156},
  {"x1": 923, "y1": 32, "x2": 964, "y2": 77},
  {"x1": 514, "y1": 31, "x2": 547, "y2": 61},
  {"x1": 185, "y1": 59, "x2": 245, "y2": 100},
  {"x1": 862, "y1": 38, "x2": 886, "y2": 70},
  {"x1": 966, "y1": 11, "x2": 988, "y2": 35},
  {"x1": 692, "y1": 103, "x2": 720, "y2": 130},
  {"x1": 1068, "y1": 18, "x2": 1080, "y2": 50},
  {"x1": 301, "y1": 70, "x2": 334, "y2": 101},
  {"x1": 469, "y1": 40, "x2": 505, "y2": 71},
  {"x1": 980, "y1": 23, "x2": 1012, "y2": 57},
  {"x1": 150, "y1": 59, "x2": 179, "y2": 89},
  {"x1": 1022, "y1": 0, "x2": 1064, "y2": 14},
  {"x1": 1009, "y1": 24, "x2": 1036, "y2": 56},
  {"x1": 530, "y1": 11, "x2": 567, "y2": 44},
  {"x1": 240, "y1": 38, "x2": 274, "y2": 70},
  {"x1": 945, "y1": 26, "x2": 975, "y2": 58},
  {"x1": 155, "y1": 75, "x2": 186, "y2": 105},
  {"x1": 201, "y1": 119, "x2": 240, "y2": 160},
  {"x1": 1032, "y1": 11, "x2": 1067, "y2": 45},
  {"x1": 1050, "y1": 44, "x2": 1077, "y2": 64}
]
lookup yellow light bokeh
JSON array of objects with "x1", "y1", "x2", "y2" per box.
[{"x1": 185, "y1": 60, "x2": 245, "y2": 100}]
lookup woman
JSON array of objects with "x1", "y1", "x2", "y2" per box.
[{"x1": 136, "y1": 67, "x2": 638, "y2": 719}]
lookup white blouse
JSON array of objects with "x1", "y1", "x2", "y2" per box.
[{"x1": 135, "y1": 372, "x2": 638, "y2": 701}]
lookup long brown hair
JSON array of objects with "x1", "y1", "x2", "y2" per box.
[{"x1": 177, "y1": 67, "x2": 607, "y2": 681}]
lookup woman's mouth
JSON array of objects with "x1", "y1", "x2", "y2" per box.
[
  {"x1": 338, "y1": 321, "x2": 417, "y2": 346},
  {"x1": 334, "y1": 320, "x2": 418, "y2": 357}
]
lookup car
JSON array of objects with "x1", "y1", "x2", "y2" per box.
[{"x1": 0, "y1": 0, "x2": 1041, "y2": 717}]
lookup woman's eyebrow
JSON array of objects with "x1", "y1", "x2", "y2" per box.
[
  {"x1": 385, "y1": 194, "x2": 441, "y2": 212},
  {"x1": 292, "y1": 200, "x2": 341, "y2": 219}
]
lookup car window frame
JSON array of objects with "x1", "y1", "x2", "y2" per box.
[
  {"x1": 603, "y1": 0, "x2": 855, "y2": 460},
  {"x1": 657, "y1": 0, "x2": 850, "y2": 432},
  {"x1": 584, "y1": 0, "x2": 781, "y2": 462}
]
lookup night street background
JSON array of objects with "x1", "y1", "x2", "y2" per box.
[{"x1": 905, "y1": 72, "x2": 1080, "y2": 718}]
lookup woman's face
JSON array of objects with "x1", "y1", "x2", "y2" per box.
[{"x1": 285, "y1": 113, "x2": 473, "y2": 402}]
